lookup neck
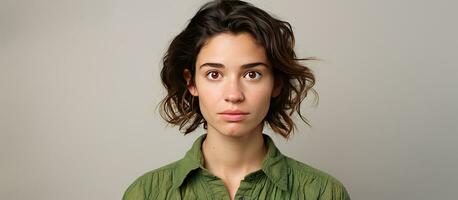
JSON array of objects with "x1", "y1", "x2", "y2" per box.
[{"x1": 202, "y1": 126, "x2": 267, "y2": 179}]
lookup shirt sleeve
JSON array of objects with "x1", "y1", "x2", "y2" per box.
[
  {"x1": 122, "y1": 180, "x2": 147, "y2": 200},
  {"x1": 319, "y1": 177, "x2": 351, "y2": 200},
  {"x1": 122, "y1": 169, "x2": 174, "y2": 200}
]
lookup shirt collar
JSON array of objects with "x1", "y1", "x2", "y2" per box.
[{"x1": 172, "y1": 133, "x2": 289, "y2": 191}]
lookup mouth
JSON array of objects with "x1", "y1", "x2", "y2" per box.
[{"x1": 218, "y1": 110, "x2": 249, "y2": 122}]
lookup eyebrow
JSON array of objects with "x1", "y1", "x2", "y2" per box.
[{"x1": 199, "y1": 62, "x2": 269, "y2": 69}]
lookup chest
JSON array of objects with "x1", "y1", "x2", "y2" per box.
[{"x1": 166, "y1": 173, "x2": 316, "y2": 200}]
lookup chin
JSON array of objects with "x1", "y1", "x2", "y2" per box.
[
  {"x1": 218, "y1": 124, "x2": 259, "y2": 138},
  {"x1": 207, "y1": 118, "x2": 263, "y2": 138}
]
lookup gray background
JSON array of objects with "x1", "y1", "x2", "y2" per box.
[{"x1": 1, "y1": 0, "x2": 457, "y2": 199}]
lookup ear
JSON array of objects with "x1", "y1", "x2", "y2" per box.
[
  {"x1": 183, "y1": 69, "x2": 198, "y2": 96},
  {"x1": 272, "y1": 77, "x2": 282, "y2": 98}
]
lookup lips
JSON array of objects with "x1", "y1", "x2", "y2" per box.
[{"x1": 218, "y1": 110, "x2": 249, "y2": 121}]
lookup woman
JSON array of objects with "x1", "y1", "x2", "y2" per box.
[{"x1": 123, "y1": 0, "x2": 350, "y2": 199}]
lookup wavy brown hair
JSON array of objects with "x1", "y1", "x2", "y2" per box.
[{"x1": 159, "y1": 0, "x2": 317, "y2": 138}]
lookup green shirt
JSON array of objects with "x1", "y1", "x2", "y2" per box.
[{"x1": 123, "y1": 134, "x2": 351, "y2": 200}]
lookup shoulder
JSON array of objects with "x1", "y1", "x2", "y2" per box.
[
  {"x1": 122, "y1": 160, "x2": 180, "y2": 200},
  {"x1": 284, "y1": 156, "x2": 351, "y2": 200}
]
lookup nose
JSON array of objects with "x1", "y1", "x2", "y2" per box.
[{"x1": 224, "y1": 78, "x2": 245, "y2": 103}]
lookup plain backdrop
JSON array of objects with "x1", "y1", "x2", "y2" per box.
[{"x1": 1, "y1": 0, "x2": 457, "y2": 199}]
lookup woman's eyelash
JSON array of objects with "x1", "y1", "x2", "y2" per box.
[
  {"x1": 244, "y1": 71, "x2": 262, "y2": 79},
  {"x1": 204, "y1": 70, "x2": 262, "y2": 80},
  {"x1": 206, "y1": 71, "x2": 222, "y2": 80}
]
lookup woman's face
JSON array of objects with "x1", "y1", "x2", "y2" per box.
[{"x1": 186, "y1": 32, "x2": 280, "y2": 138}]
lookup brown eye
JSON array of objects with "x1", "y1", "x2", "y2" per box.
[
  {"x1": 244, "y1": 71, "x2": 262, "y2": 80},
  {"x1": 206, "y1": 71, "x2": 221, "y2": 80}
]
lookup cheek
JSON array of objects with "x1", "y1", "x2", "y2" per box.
[
  {"x1": 197, "y1": 96, "x2": 213, "y2": 123},
  {"x1": 196, "y1": 83, "x2": 220, "y2": 103},
  {"x1": 249, "y1": 85, "x2": 273, "y2": 110},
  {"x1": 195, "y1": 82, "x2": 220, "y2": 118},
  {"x1": 252, "y1": 77, "x2": 274, "y2": 98}
]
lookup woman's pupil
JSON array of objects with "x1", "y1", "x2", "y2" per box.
[{"x1": 212, "y1": 72, "x2": 218, "y2": 79}]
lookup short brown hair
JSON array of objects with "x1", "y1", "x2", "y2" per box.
[{"x1": 159, "y1": 0, "x2": 317, "y2": 138}]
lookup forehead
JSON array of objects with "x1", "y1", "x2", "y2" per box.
[{"x1": 196, "y1": 32, "x2": 268, "y2": 68}]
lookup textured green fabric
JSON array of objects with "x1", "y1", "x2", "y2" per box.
[{"x1": 123, "y1": 134, "x2": 351, "y2": 200}]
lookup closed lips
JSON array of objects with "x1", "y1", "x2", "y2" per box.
[
  {"x1": 218, "y1": 111, "x2": 249, "y2": 121},
  {"x1": 218, "y1": 111, "x2": 249, "y2": 115}
]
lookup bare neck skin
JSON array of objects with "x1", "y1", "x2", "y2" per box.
[{"x1": 202, "y1": 125, "x2": 267, "y2": 199}]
